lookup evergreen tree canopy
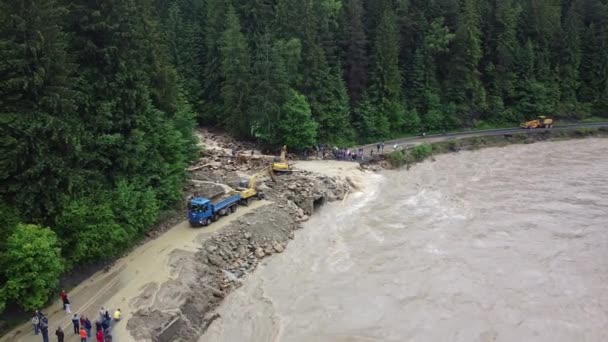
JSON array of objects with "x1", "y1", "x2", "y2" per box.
[{"x1": 1, "y1": 0, "x2": 608, "y2": 314}]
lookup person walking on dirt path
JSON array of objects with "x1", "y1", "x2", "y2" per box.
[
  {"x1": 79, "y1": 326, "x2": 88, "y2": 342},
  {"x1": 64, "y1": 299, "x2": 71, "y2": 314},
  {"x1": 96, "y1": 330, "x2": 104, "y2": 342},
  {"x1": 60, "y1": 290, "x2": 67, "y2": 306},
  {"x1": 41, "y1": 325, "x2": 49, "y2": 342},
  {"x1": 60, "y1": 290, "x2": 71, "y2": 314},
  {"x1": 381, "y1": 142, "x2": 385, "y2": 152},
  {"x1": 85, "y1": 317, "x2": 92, "y2": 337},
  {"x1": 376, "y1": 144, "x2": 380, "y2": 152},
  {"x1": 55, "y1": 326, "x2": 64, "y2": 342},
  {"x1": 71, "y1": 314, "x2": 79, "y2": 334},
  {"x1": 40, "y1": 316, "x2": 49, "y2": 342},
  {"x1": 32, "y1": 313, "x2": 40, "y2": 335}
]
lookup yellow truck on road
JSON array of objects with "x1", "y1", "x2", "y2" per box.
[{"x1": 520, "y1": 116, "x2": 554, "y2": 129}]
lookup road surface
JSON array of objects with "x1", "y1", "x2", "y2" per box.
[
  {"x1": 358, "y1": 122, "x2": 608, "y2": 156},
  {"x1": 1, "y1": 200, "x2": 269, "y2": 342}
]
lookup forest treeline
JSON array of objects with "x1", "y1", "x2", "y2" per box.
[
  {"x1": 0, "y1": 0, "x2": 196, "y2": 313},
  {"x1": 1, "y1": 0, "x2": 608, "y2": 313},
  {"x1": 159, "y1": 0, "x2": 608, "y2": 146}
]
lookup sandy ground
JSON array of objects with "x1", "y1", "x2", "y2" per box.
[
  {"x1": 1, "y1": 200, "x2": 269, "y2": 342},
  {"x1": 294, "y1": 160, "x2": 369, "y2": 192},
  {"x1": 294, "y1": 160, "x2": 360, "y2": 177}
]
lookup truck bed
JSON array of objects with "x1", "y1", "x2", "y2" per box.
[{"x1": 212, "y1": 191, "x2": 240, "y2": 211}]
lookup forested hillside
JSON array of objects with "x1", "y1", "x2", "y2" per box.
[
  {"x1": 157, "y1": 0, "x2": 608, "y2": 145},
  {"x1": 0, "y1": 0, "x2": 196, "y2": 313},
  {"x1": 1, "y1": 0, "x2": 607, "y2": 313}
]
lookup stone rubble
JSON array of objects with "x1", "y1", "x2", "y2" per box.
[{"x1": 127, "y1": 129, "x2": 355, "y2": 342}]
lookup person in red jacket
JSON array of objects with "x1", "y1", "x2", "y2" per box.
[
  {"x1": 96, "y1": 329, "x2": 104, "y2": 342},
  {"x1": 60, "y1": 290, "x2": 71, "y2": 313}
]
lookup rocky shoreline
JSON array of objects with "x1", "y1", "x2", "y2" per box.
[{"x1": 126, "y1": 132, "x2": 355, "y2": 341}]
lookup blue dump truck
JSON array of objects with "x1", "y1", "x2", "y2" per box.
[{"x1": 188, "y1": 191, "x2": 241, "y2": 227}]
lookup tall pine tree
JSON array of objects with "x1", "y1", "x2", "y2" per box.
[
  {"x1": 0, "y1": 0, "x2": 80, "y2": 222},
  {"x1": 220, "y1": 5, "x2": 252, "y2": 138}
]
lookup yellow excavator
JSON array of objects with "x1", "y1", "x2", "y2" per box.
[
  {"x1": 237, "y1": 167, "x2": 276, "y2": 206},
  {"x1": 272, "y1": 145, "x2": 291, "y2": 172},
  {"x1": 520, "y1": 116, "x2": 554, "y2": 129}
]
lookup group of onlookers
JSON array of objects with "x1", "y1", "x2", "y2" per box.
[{"x1": 31, "y1": 290, "x2": 121, "y2": 342}]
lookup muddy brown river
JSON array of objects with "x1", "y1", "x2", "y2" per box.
[{"x1": 203, "y1": 139, "x2": 608, "y2": 342}]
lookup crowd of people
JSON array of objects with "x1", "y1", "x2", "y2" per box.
[
  {"x1": 311, "y1": 143, "x2": 388, "y2": 162},
  {"x1": 31, "y1": 290, "x2": 121, "y2": 342}
]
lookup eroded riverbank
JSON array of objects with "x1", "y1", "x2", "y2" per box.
[{"x1": 203, "y1": 139, "x2": 608, "y2": 342}]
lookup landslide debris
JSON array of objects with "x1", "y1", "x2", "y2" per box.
[{"x1": 127, "y1": 129, "x2": 355, "y2": 342}]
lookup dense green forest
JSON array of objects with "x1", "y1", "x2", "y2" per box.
[
  {"x1": 1, "y1": 0, "x2": 607, "y2": 313},
  {"x1": 158, "y1": 0, "x2": 608, "y2": 145}
]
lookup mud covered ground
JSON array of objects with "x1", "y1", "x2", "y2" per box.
[{"x1": 125, "y1": 132, "x2": 358, "y2": 341}]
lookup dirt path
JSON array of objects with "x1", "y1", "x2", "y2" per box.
[{"x1": 2, "y1": 200, "x2": 269, "y2": 342}]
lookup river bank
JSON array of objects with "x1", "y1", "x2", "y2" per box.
[
  {"x1": 382, "y1": 126, "x2": 608, "y2": 169},
  {"x1": 201, "y1": 139, "x2": 608, "y2": 342},
  {"x1": 5, "y1": 127, "x2": 605, "y2": 341},
  {"x1": 127, "y1": 162, "x2": 363, "y2": 341}
]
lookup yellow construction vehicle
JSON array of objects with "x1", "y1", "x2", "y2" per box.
[
  {"x1": 272, "y1": 145, "x2": 291, "y2": 172},
  {"x1": 520, "y1": 116, "x2": 554, "y2": 129},
  {"x1": 237, "y1": 167, "x2": 276, "y2": 206}
]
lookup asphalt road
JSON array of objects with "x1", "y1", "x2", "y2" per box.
[{"x1": 358, "y1": 122, "x2": 608, "y2": 156}]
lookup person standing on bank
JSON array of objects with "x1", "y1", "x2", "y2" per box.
[
  {"x1": 96, "y1": 329, "x2": 104, "y2": 342},
  {"x1": 79, "y1": 326, "x2": 88, "y2": 342},
  {"x1": 71, "y1": 314, "x2": 80, "y2": 334},
  {"x1": 85, "y1": 317, "x2": 92, "y2": 338},
  {"x1": 32, "y1": 314, "x2": 40, "y2": 335},
  {"x1": 40, "y1": 317, "x2": 49, "y2": 342},
  {"x1": 55, "y1": 326, "x2": 64, "y2": 342}
]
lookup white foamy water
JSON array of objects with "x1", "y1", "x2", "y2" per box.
[{"x1": 203, "y1": 139, "x2": 608, "y2": 342}]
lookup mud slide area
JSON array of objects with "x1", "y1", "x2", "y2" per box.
[
  {"x1": 127, "y1": 166, "x2": 356, "y2": 341},
  {"x1": 1, "y1": 200, "x2": 267, "y2": 342}
]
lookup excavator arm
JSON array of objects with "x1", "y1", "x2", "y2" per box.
[
  {"x1": 248, "y1": 166, "x2": 275, "y2": 190},
  {"x1": 280, "y1": 145, "x2": 287, "y2": 163}
]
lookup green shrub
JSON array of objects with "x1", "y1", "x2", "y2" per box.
[
  {"x1": 575, "y1": 128, "x2": 595, "y2": 136},
  {"x1": 411, "y1": 144, "x2": 433, "y2": 161},
  {"x1": 1, "y1": 224, "x2": 64, "y2": 311},
  {"x1": 388, "y1": 150, "x2": 406, "y2": 166}
]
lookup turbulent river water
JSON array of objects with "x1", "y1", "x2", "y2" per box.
[{"x1": 202, "y1": 139, "x2": 608, "y2": 342}]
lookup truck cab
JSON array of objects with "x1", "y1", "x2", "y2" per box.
[{"x1": 188, "y1": 197, "x2": 212, "y2": 226}]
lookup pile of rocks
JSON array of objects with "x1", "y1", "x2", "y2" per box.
[{"x1": 265, "y1": 171, "x2": 351, "y2": 215}]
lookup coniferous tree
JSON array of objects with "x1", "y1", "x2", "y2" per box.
[
  {"x1": 314, "y1": 67, "x2": 355, "y2": 145},
  {"x1": 489, "y1": 0, "x2": 521, "y2": 116},
  {"x1": 365, "y1": 9, "x2": 405, "y2": 135},
  {"x1": 0, "y1": 0, "x2": 80, "y2": 222},
  {"x1": 201, "y1": 0, "x2": 227, "y2": 123},
  {"x1": 448, "y1": 0, "x2": 487, "y2": 123},
  {"x1": 558, "y1": 3, "x2": 582, "y2": 115},
  {"x1": 220, "y1": 5, "x2": 252, "y2": 138},
  {"x1": 277, "y1": 90, "x2": 318, "y2": 149},
  {"x1": 339, "y1": 0, "x2": 369, "y2": 104},
  {"x1": 165, "y1": 2, "x2": 205, "y2": 110}
]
